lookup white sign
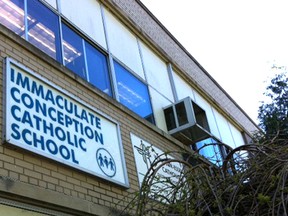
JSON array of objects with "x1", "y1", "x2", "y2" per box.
[
  {"x1": 4, "y1": 58, "x2": 129, "y2": 187},
  {"x1": 131, "y1": 133, "x2": 183, "y2": 200}
]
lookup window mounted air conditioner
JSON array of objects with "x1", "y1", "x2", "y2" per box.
[{"x1": 164, "y1": 97, "x2": 212, "y2": 145}]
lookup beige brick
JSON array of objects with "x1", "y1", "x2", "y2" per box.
[
  {"x1": 15, "y1": 159, "x2": 33, "y2": 170},
  {"x1": 0, "y1": 154, "x2": 15, "y2": 164},
  {"x1": 74, "y1": 185, "x2": 87, "y2": 194},
  {"x1": 4, "y1": 148, "x2": 23, "y2": 160},
  {"x1": 71, "y1": 190, "x2": 78, "y2": 197},
  {"x1": 0, "y1": 39, "x2": 13, "y2": 51},
  {"x1": 63, "y1": 188, "x2": 71, "y2": 196},
  {"x1": 29, "y1": 177, "x2": 38, "y2": 185},
  {"x1": 51, "y1": 171, "x2": 67, "y2": 181},
  {"x1": 19, "y1": 174, "x2": 29, "y2": 183},
  {"x1": 101, "y1": 194, "x2": 113, "y2": 203},
  {"x1": 72, "y1": 171, "x2": 87, "y2": 182},
  {"x1": 78, "y1": 193, "x2": 85, "y2": 199},
  {"x1": 24, "y1": 169, "x2": 42, "y2": 179},
  {"x1": 111, "y1": 186, "x2": 124, "y2": 195},
  {"x1": 4, "y1": 162, "x2": 23, "y2": 173},
  {"x1": 93, "y1": 197, "x2": 99, "y2": 204},
  {"x1": 39, "y1": 180, "x2": 47, "y2": 188},
  {"x1": 23, "y1": 155, "x2": 42, "y2": 166},
  {"x1": 106, "y1": 190, "x2": 117, "y2": 199},
  {"x1": 43, "y1": 175, "x2": 58, "y2": 185},
  {"x1": 99, "y1": 182, "x2": 111, "y2": 190},
  {"x1": 5, "y1": 49, "x2": 22, "y2": 63},
  {"x1": 86, "y1": 176, "x2": 100, "y2": 187},
  {"x1": 8, "y1": 171, "x2": 19, "y2": 180},
  {"x1": 41, "y1": 160, "x2": 58, "y2": 171},
  {"x1": 93, "y1": 186, "x2": 106, "y2": 195},
  {"x1": 12, "y1": 47, "x2": 29, "y2": 61},
  {"x1": 80, "y1": 181, "x2": 93, "y2": 190},
  {"x1": 67, "y1": 176, "x2": 80, "y2": 186},
  {"x1": 88, "y1": 190, "x2": 101, "y2": 199},
  {"x1": 57, "y1": 167, "x2": 73, "y2": 177},
  {"x1": 59, "y1": 180, "x2": 74, "y2": 190},
  {"x1": 48, "y1": 183, "x2": 56, "y2": 190},
  {"x1": 0, "y1": 168, "x2": 8, "y2": 177},
  {"x1": 55, "y1": 185, "x2": 63, "y2": 193},
  {"x1": 86, "y1": 195, "x2": 92, "y2": 202},
  {"x1": 34, "y1": 165, "x2": 51, "y2": 175}
]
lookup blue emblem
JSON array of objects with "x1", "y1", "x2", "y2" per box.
[{"x1": 96, "y1": 148, "x2": 116, "y2": 177}]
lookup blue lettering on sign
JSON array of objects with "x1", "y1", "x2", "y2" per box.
[
  {"x1": 10, "y1": 122, "x2": 79, "y2": 164},
  {"x1": 10, "y1": 78, "x2": 104, "y2": 144},
  {"x1": 11, "y1": 69, "x2": 102, "y2": 127},
  {"x1": 11, "y1": 105, "x2": 21, "y2": 121},
  {"x1": 11, "y1": 87, "x2": 20, "y2": 103},
  {"x1": 8, "y1": 67, "x2": 110, "y2": 166}
]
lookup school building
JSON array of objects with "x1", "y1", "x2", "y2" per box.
[{"x1": 0, "y1": 0, "x2": 258, "y2": 215}]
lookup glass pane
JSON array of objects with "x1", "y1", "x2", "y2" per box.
[
  {"x1": 195, "y1": 138, "x2": 223, "y2": 166},
  {"x1": 114, "y1": 61, "x2": 154, "y2": 123},
  {"x1": 85, "y1": 42, "x2": 111, "y2": 96},
  {"x1": 27, "y1": 0, "x2": 61, "y2": 62},
  {"x1": 62, "y1": 23, "x2": 86, "y2": 79},
  {"x1": 0, "y1": 0, "x2": 25, "y2": 37}
]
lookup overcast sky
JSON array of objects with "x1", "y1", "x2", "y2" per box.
[{"x1": 140, "y1": 0, "x2": 288, "y2": 124}]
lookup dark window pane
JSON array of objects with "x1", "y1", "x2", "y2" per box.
[
  {"x1": 193, "y1": 101, "x2": 210, "y2": 131},
  {"x1": 0, "y1": 0, "x2": 25, "y2": 37},
  {"x1": 62, "y1": 23, "x2": 86, "y2": 79},
  {"x1": 176, "y1": 101, "x2": 188, "y2": 126},
  {"x1": 164, "y1": 107, "x2": 176, "y2": 130},
  {"x1": 27, "y1": 0, "x2": 61, "y2": 62},
  {"x1": 114, "y1": 61, "x2": 154, "y2": 123},
  {"x1": 85, "y1": 42, "x2": 111, "y2": 96}
]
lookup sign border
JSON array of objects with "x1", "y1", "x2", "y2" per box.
[{"x1": 3, "y1": 57, "x2": 129, "y2": 188}]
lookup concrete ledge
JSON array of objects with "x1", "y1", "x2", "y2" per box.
[{"x1": 0, "y1": 176, "x2": 111, "y2": 216}]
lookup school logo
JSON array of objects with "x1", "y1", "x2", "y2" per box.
[
  {"x1": 96, "y1": 148, "x2": 116, "y2": 177},
  {"x1": 134, "y1": 140, "x2": 151, "y2": 169}
]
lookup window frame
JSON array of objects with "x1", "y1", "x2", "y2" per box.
[
  {"x1": 84, "y1": 40, "x2": 113, "y2": 97},
  {"x1": 113, "y1": 59, "x2": 155, "y2": 123}
]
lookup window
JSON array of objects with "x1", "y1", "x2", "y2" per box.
[
  {"x1": 27, "y1": 0, "x2": 61, "y2": 62},
  {"x1": 0, "y1": 0, "x2": 112, "y2": 96},
  {"x1": 0, "y1": 0, "x2": 25, "y2": 37},
  {"x1": 62, "y1": 25, "x2": 112, "y2": 96},
  {"x1": 62, "y1": 23, "x2": 86, "y2": 79},
  {"x1": 193, "y1": 138, "x2": 223, "y2": 166},
  {"x1": 85, "y1": 42, "x2": 112, "y2": 96},
  {"x1": 0, "y1": 0, "x2": 155, "y2": 123},
  {"x1": 114, "y1": 61, "x2": 154, "y2": 123},
  {"x1": 0, "y1": 0, "x2": 61, "y2": 62}
]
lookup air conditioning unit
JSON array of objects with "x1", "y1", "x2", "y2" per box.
[{"x1": 164, "y1": 97, "x2": 212, "y2": 145}]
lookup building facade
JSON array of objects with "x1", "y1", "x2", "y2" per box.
[{"x1": 0, "y1": 0, "x2": 258, "y2": 215}]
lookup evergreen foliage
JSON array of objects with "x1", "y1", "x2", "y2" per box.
[{"x1": 258, "y1": 71, "x2": 288, "y2": 140}]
